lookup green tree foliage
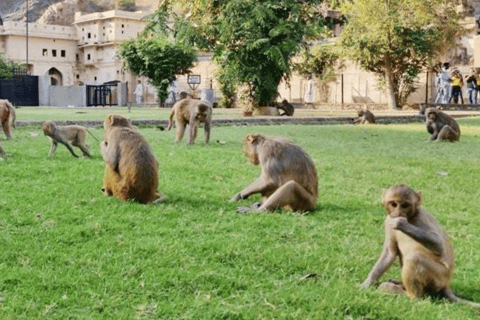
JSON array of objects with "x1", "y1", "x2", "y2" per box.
[
  {"x1": 117, "y1": 36, "x2": 197, "y2": 104},
  {"x1": 294, "y1": 43, "x2": 342, "y2": 82},
  {"x1": 0, "y1": 52, "x2": 23, "y2": 79},
  {"x1": 339, "y1": 0, "x2": 462, "y2": 108},
  {"x1": 153, "y1": 0, "x2": 326, "y2": 107}
]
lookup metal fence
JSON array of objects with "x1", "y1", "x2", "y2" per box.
[{"x1": 130, "y1": 70, "x2": 477, "y2": 107}]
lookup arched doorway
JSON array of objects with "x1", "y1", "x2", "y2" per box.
[{"x1": 47, "y1": 67, "x2": 63, "y2": 86}]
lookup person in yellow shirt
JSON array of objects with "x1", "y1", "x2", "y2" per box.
[{"x1": 449, "y1": 69, "x2": 463, "y2": 104}]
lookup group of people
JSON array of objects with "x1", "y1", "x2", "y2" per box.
[{"x1": 435, "y1": 62, "x2": 480, "y2": 105}]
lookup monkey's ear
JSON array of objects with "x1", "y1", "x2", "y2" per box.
[
  {"x1": 245, "y1": 134, "x2": 258, "y2": 145},
  {"x1": 107, "y1": 115, "x2": 115, "y2": 125},
  {"x1": 415, "y1": 190, "x2": 423, "y2": 206}
]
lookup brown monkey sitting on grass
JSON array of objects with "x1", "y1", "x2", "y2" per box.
[
  {"x1": 424, "y1": 107, "x2": 460, "y2": 142},
  {"x1": 354, "y1": 109, "x2": 375, "y2": 124},
  {"x1": 167, "y1": 98, "x2": 212, "y2": 144},
  {"x1": 0, "y1": 99, "x2": 16, "y2": 139},
  {"x1": 101, "y1": 115, "x2": 165, "y2": 204},
  {"x1": 230, "y1": 133, "x2": 318, "y2": 213},
  {"x1": 42, "y1": 121, "x2": 97, "y2": 158},
  {"x1": 362, "y1": 184, "x2": 480, "y2": 307}
]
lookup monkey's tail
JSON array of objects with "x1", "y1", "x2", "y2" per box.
[
  {"x1": 167, "y1": 109, "x2": 175, "y2": 130},
  {"x1": 86, "y1": 129, "x2": 99, "y2": 141},
  {"x1": 444, "y1": 289, "x2": 480, "y2": 308}
]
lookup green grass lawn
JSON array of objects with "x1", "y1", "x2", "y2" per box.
[{"x1": 1, "y1": 116, "x2": 480, "y2": 319}]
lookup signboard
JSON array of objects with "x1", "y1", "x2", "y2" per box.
[{"x1": 187, "y1": 74, "x2": 201, "y2": 90}]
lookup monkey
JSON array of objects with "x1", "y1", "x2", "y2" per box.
[
  {"x1": 167, "y1": 98, "x2": 212, "y2": 144},
  {"x1": 424, "y1": 108, "x2": 460, "y2": 142},
  {"x1": 0, "y1": 99, "x2": 16, "y2": 139},
  {"x1": 252, "y1": 107, "x2": 280, "y2": 116},
  {"x1": 277, "y1": 99, "x2": 295, "y2": 116},
  {"x1": 42, "y1": 121, "x2": 97, "y2": 158},
  {"x1": 179, "y1": 91, "x2": 190, "y2": 100},
  {"x1": 354, "y1": 109, "x2": 376, "y2": 124},
  {"x1": 361, "y1": 184, "x2": 480, "y2": 307},
  {"x1": 101, "y1": 114, "x2": 165, "y2": 204},
  {"x1": 230, "y1": 133, "x2": 318, "y2": 213}
]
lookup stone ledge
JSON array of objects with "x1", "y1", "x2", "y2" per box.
[{"x1": 16, "y1": 115, "x2": 432, "y2": 128}]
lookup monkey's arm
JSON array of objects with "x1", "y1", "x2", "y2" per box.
[
  {"x1": 394, "y1": 218, "x2": 443, "y2": 255},
  {"x1": 49, "y1": 139, "x2": 58, "y2": 155},
  {"x1": 230, "y1": 177, "x2": 275, "y2": 201},
  {"x1": 362, "y1": 245, "x2": 397, "y2": 287},
  {"x1": 102, "y1": 141, "x2": 120, "y2": 172},
  {"x1": 429, "y1": 122, "x2": 439, "y2": 141}
]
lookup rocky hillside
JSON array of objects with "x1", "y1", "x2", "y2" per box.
[{"x1": 0, "y1": 0, "x2": 158, "y2": 25}]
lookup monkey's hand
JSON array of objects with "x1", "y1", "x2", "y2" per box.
[
  {"x1": 389, "y1": 217, "x2": 408, "y2": 230},
  {"x1": 228, "y1": 193, "x2": 244, "y2": 202},
  {"x1": 360, "y1": 279, "x2": 373, "y2": 288}
]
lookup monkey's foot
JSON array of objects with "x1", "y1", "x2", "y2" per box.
[
  {"x1": 236, "y1": 207, "x2": 254, "y2": 214},
  {"x1": 252, "y1": 202, "x2": 263, "y2": 209},
  {"x1": 379, "y1": 282, "x2": 406, "y2": 295},
  {"x1": 151, "y1": 193, "x2": 167, "y2": 205}
]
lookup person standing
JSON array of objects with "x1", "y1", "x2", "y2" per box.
[
  {"x1": 134, "y1": 80, "x2": 143, "y2": 104},
  {"x1": 466, "y1": 68, "x2": 477, "y2": 105},
  {"x1": 434, "y1": 63, "x2": 451, "y2": 104},
  {"x1": 304, "y1": 76, "x2": 315, "y2": 108},
  {"x1": 449, "y1": 69, "x2": 463, "y2": 104}
]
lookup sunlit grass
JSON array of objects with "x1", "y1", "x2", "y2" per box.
[{"x1": 1, "y1": 117, "x2": 480, "y2": 319}]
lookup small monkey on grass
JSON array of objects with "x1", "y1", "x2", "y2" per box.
[
  {"x1": 101, "y1": 115, "x2": 165, "y2": 204},
  {"x1": 424, "y1": 108, "x2": 460, "y2": 142},
  {"x1": 42, "y1": 121, "x2": 98, "y2": 157},
  {"x1": 362, "y1": 184, "x2": 480, "y2": 307},
  {"x1": 230, "y1": 133, "x2": 318, "y2": 213},
  {"x1": 354, "y1": 109, "x2": 375, "y2": 124},
  {"x1": 167, "y1": 98, "x2": 212, "y2": 144}
]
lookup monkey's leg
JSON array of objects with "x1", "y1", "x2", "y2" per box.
[
  {"x1": 60, "y1": 141, "x2": 80, "y2": 158},
  {"x1": 259, "y1": 180, "x2": 316, "y2": 212},
  {"x1": 437, "y1": 125, "x2": 459, "y2": 142},
  {"x1": 175, "y1": 123, "x2": 186, "y2": 143},
  {"x1": 77, "y1": 143, "x2": 92, "y2": 157},
  {"x1": 379, "y1": 282, "x2": 406, "y2": 295},
  {"x1": 49, "y1": 140, "x2": 58, "y2": 155},
  {"x1": 402, "y1": 254, "x2": 448, "y2": 299},
  {"x1": 187, "y1": 123, "x2": 198, "y2": 144},
  {"x1": 204, "y1": 122, "x2": 211, "y2": 144},
  {"x1": 1, "y1": 120, "x2": 11, "y2": 139},
  {"x1": 0, "y1": 145, "x2": 6, "y2": 157}
]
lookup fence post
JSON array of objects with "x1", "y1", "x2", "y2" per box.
[
  {"x1": 341, "y1": 73, "x2": 344, "y2": 107},
  {"x1": 425, "y1": 72, "x2": 429, "y2": 104}
]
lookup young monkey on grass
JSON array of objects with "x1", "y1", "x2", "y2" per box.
[{"x1": 362, "y1": 184, "x2": 480, "y2": 307}]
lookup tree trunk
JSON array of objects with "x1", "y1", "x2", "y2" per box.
[{"x1": 384, "y1": 52, "x2": 397, "y2": 109}]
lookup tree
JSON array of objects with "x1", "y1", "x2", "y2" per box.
[
  {"x1": 152, "y1": 0, "x2": 326, "y2": 108},
  {"x1": 293, "y1": 43, "x2": 342, "y2": 82},
  {"x1": 0, "y1": 52, "x2": 23, "y2": 79},
  {"x1": 117, "y1": 36, "x2": 197, "y2": 104},
  {"x1": 339, "y1": 0, "x2": 462, "y2": 109}
]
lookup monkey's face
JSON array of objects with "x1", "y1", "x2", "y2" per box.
[
  {"x1": 242, "y1": 135, "x2": 260, "y2": 165},
  {"x1": 357, "y1": 110, "x2": 364, "y2": 117},
  {"x1": 243, "y1": 140, "x2": 259, "y2": 165},
  {"x1": 42, "y1": 122, "x2": 54, "y2": 135},
  {"x1": 382, "y1": 185, "x2": 421, "y2": 219}
]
